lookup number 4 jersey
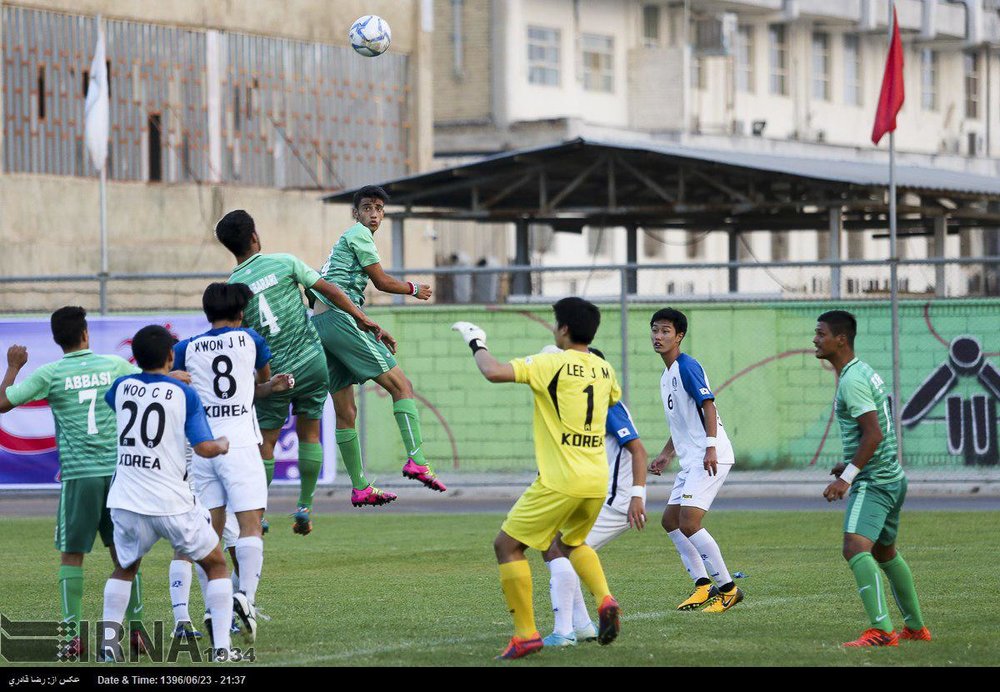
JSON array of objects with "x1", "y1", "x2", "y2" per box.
[
  {"x1": 510, "y1": 350, "x2": 622, "y2": 499},
  {"x1": 104, "y1": 373, "x2": 215, "y2": 515},
  {"x1": 173, "y1": 327, "x2": 270, "y2": 447}
]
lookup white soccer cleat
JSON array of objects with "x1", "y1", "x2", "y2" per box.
[
  {"x1": 575, "y1": 621, "x2": 599, "y2": 642},
  {"x1": 232, "y1": 591, "x2": 257, "y2": 644}
]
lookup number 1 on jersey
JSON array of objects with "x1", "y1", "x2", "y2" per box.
[{"x1": 258, "y1": 294, "x2": 281, "y2": 334}]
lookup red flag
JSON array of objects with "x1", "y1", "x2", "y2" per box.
[{"x1": 872, "y1": 6, "x2": 904, "y2": 145}]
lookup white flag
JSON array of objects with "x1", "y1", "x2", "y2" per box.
[{"x1": 84, "y1": 18, "x2": 109, "y2": 172}]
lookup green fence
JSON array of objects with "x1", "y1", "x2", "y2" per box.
[{"x1": 358, "y1": 299, "x2": 1000, "y2": 475}]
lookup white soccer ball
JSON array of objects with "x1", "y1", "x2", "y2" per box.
[{"x1": 349, "y1": 15, "x2": 392, "y2": 57}]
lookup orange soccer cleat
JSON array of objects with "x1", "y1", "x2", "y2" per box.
[
  {"x1": 842, "y1": 628, "x2": 899, "y2": 647},
  {"x1": 496, "y1": 633, "x2": 544, "y2": 660},
  {"x1": 900, "y1": 626, "x2": 932, "y2": 641}
]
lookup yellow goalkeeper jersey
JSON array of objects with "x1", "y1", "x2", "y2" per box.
[{"x1": 510, "y1": 349, "x2": 622, "y2": 498}]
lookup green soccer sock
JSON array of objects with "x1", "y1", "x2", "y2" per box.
[
  {"x1": 126, "y1": 570, "x2": 144, "y2": 633},
  {"x1": 393, "y1": 399, "x2": 427, "y2": 466},
  {"x1": 262, "y1": 457, "x2": 275, "y2": 487},
  {"x1": 58, "y1": 566, "x2": 84, "y2": 633},
  {"x1": 879, "y1": 553, "x2": 926, "y2": 630},
  {"x1": 297, "y1": 442, "x2": 323, "y2": 509},
  {"x1": 335, "y1": 428, "x2": 369, "y2": 490},
  {"x1": 848, "y1": 553, "x2": 893, "y2": 633}
]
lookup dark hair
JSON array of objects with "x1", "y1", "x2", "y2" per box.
[
  {"x1": 203, "y1": 282, "x2": 252, "y2": 323},
  {"x1": 588, "y1": 347, "x2": 606, "y2": 360},
  {"x1": 352, "y1": 185, "x2": 389, "y2": 209},
  {"x1": 215, "y1": 210, "x2": 256, "y2": 256},
  {"x1": 50, "y1": 306, "x2": 88, "y2": 350},
  {"x1": 650, "y1": 307, "x2": 688, "y2": 336},
  {"x1": 818, "y1": 310, "x2": 857, "y2": 347},
  {"x1": 131, "y1": 325, "x2": 176, "y2": 371},
  {"x1": 552, "y1": 297, "x2": 601, "y2": 345}
]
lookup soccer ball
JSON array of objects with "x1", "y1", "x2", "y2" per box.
[{"x1": 349, "y1": 15, "x2": 392, "y2": 57}]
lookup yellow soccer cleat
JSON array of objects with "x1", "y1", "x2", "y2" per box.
[
  {"x1": 677, "y1": 583, "x2": 719, "y2": 611},
  {"x1": 702, "y1": 586, "x2": 744, "y2": 613}
]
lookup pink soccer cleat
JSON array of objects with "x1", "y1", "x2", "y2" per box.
[
  {"x1": 350, "y1": 484, "x2": 398, "y2": 508},
  {"x1": 402, "y1": 459, "x2": 447, "y2": 492}
]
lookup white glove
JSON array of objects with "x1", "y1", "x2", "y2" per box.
[
  {"x1": 540, "y1": 345, "x2": 562, "y2": 354},
  {"x1": 451, "y1": 321, "x2": 487, "y2": 347}
]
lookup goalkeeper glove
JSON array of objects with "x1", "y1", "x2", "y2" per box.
[{"x1": 451, "y1": 321, "x2": 488, "y2": 353}]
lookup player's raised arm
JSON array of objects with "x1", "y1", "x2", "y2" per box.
[
  {"x1": 363, "y1": 262, "x2": 432, "y2": 300},
  {"x1": 451, "y1": 322, "x2": 515, "y2": 383},
  {"x1": 0, "y1": 345, "x2": 29, "y2": 413},
  {"x1": 310, "y1": 278, "x2": 397, "y2": 354}
]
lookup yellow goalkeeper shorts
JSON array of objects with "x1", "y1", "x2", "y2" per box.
[{"x1": 501, "y1": 478, "x2": 604, "y2": 551}]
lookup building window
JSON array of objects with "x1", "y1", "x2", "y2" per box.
[
  {"x1": 843, "y1": 34, "x2": 861, "y2": 106},
  {"x1": 769, "y1": 24, "x2": 787, "y2": 96},
  {"x1": 921, "y1": 49, "x2": 938, "y2": 111},
  {"x1": 965, "y1": 52, "x2": 980, "y2": 119},
  {"x1": 642, "y1": 5, "x2": 660, "y2": 47},
  {"x1": 811, "y1": 32, "x2": 830, "y2": 100},
  {"x1": 735, "y1": 25, "x2": 754, "y2": 93},
  {"x1": 527, "y1": 26, "x2": 560, "y2": 86},
  {"x1": 582, "y1": 34, "x2": 614, "y2": 92}
]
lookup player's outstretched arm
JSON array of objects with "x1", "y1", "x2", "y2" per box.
[
  {"x1": 625, "y1": 439, "x2": 649, "y2": 530},
  {"x1": 310, "y1": 278, "x2": 398, "y2": 354},
  {"x1": 194, "y1": 436, "x2": 230, "y2": 459},
  {"x1": 0, "y1": 345, "x2": 28, "y2": 413},
  {"x1": 363, "y1": 263, "x2": 432, "y2": 300},
  {"x1": 451, "y1": 322, "x2": 515, "y2": 383}
]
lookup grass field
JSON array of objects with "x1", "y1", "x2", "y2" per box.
[{"x1": 0, "y1": 510, "x2": 997, "y2": 667}]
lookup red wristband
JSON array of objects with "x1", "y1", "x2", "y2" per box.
[{"x1": 406, "y1": 281, "x2": 414, "y2": 296}]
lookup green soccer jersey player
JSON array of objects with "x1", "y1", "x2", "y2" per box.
[
  {"x1": 814, "y1": 310, "x2": 931, "y2": 648},
  {"x1": 312, "y1": 185, "x2": 446, "y2": 509},
  {"x1": 215, "y1": 209, "x2": 396, "y2": 536},
  {"x1": 0, "y1": 307, "x2": 146, "y2": 658}
]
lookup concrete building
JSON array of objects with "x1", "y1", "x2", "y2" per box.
[
  {"x1": 0, "y1": 0, "x2": 436, "y2": 312},
  {"x1": 431, "y1": 0, "x2": 1000, "y2": 299}
]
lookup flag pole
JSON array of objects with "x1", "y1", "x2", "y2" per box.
[
  {"x1": 99, "y1": 166, "x2": 108, "y2": 315},
  {"x1": 888, "y1": 4, "x2": 903, "y2": 465}
]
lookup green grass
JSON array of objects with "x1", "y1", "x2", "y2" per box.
[{"x1": 1, "y1": 510, "x2": 997, "y2": 667}]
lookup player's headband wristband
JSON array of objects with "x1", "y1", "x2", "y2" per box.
[
  {"x1": 704, "y1": 436, "x2": 717, "y2": 447},
  {"x1": 469, "y1": 339, "x2": 488, "y2": 355},
  {"x1": 839, "y1": 463, "x2": 860, "y2": 485},
  {"x1": 630, "y1": 486, "x2": 646, "y2": 501}
]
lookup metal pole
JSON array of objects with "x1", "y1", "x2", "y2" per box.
[
  {"x1": 625, "y1": 224, "x2": 638, "y2": 294},
  {"x1": 512, "y1": 219, "x2": 530, "y2": 295},
  {"x1": 727, "y1": 229, "x2": 739, "y2": 293},
  {"x1": 619, "y1": 267, "x2": 629, "y2": 405},
  {"x1": 933, "y1": 215, "x2": 947, "y2": 297},
  {"x1": 99, "y1": 167, "x2": 108, "y2": 315},
  {"x1": 829, "y1": 206, "x2": 842, "y2": 298},
  {"x1": 888, "y1": 5, "x2": 903, "y2": 465},
  {"x1": 392, "y1": 217, "x2": 405, "y2": 305}
]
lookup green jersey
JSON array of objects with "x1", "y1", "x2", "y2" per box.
[
  {"x1": 317, "y1": 222, "x2": 381, "y2": 308},
  {"x1": 834, "y1": 358, "x2": 904, "y2": 485},
  {"x1": 5, "y1": 350, "x2": 138, "y2": 480},
  {"x1": 228, "y1": 252, "x2": 324, "y2": 375}
]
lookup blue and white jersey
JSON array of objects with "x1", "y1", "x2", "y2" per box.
[
  {"x1": 605, "y1": 401, "x2": 641, "y2": 514},
  {"x1": 660, "y1": 353, "x2": 735, "y2": 468},
  {"x1": 173, "y1": 327, "x2": 269, "y2": 447},
  {"x1": 105, "y1": 373, "x2": 215, "y2": 515}
]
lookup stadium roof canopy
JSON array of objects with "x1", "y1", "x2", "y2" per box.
[{"x1": 322, "y1": 136, "x2": 1000, "y2": 233}]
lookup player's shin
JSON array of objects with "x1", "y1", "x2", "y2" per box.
[
  {"x1": 393, "y1": 399, "x2": 427, "y2": 466},
  {"x1": 334, "y1": 428, "x2": 369, "y2": 490},
  {"x1": 546, "y1": 558, "x2": 578, "y2": 636},
  {"x1": 667, "y1": 529, "x2": 709, "y2": 582},
  {"x1": 688, "y1": 529, "x2": 733, "y2": 587},
  {"x1": 169, "y1": 560, "x2": 193, "y2": 625},
  {"x1": 296, "y1": 442, "x2": 323, "y2": 509},
  {"x1": 101, "y1": 578, "x2": 132, "y2": 658},
  {"x1": 879, "y1": 553, "x2": 925, "y2": 630},
  {"x1": 498, "y1": 560, "x2": 537, "y2": 639},
  {"x1": 58, "y1": 565, "x2": 84, "y2": 631},
  {"x1": 568, "y1": 545, "x2": 612, "y2": 604},
  {"x1": 126, "y1": 570, "x2": 145, "y2": 633},
  {"x1": 848, "y1": 553, "x2": 894, "y2": 633},
  {"x1": 205, "y1": 579, "x2": 234, "y2": 654},
  {"x1": 262, "y1": 457, "x2": 275, "y2": 487},
  {"x1": 234, "y1": 537, "x2": 263, "y2": 604}
]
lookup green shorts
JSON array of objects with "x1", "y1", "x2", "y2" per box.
[
  {"x1": 843, "y1": 476, "x2": 908, "y2": 545},
  {"x1": 55, "y1": 475, "x2": 114, "y2": 554},
  {"x1": 255, "y1": 348, "x2": 330, "y2": 430},
  {"x1": 312, "y1": 308, "x2": 397, "y2": 393}
]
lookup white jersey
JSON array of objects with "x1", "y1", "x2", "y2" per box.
[
  {"x1": 173, "y1": 327, "x2": 269, "y2": 447},
  {"x1": 105, "y1": 373, "x2": 216, "y2": 516},
  {"x1": 604, "y1": 401, "x2": 641, "y2": 514},
  {"x1": 661, "y1": 353, "x2": 735, "y2": 468}
]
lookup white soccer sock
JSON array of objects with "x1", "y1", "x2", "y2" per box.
[
  {"x1": 570, "y1": 577, "x2": 591, "y2": 631},
  {"x1": 668, "y1": 529, "x2": 708, "y2": 581},
  {"x1": 230, "y1": 565, "x2": 240, "y2": 593},
  {"x1": 101, "y1": 578, "x2": 132, "y2": 654},
  {"x1": 194, "y1": 563, "x2": 210, "y2": 611},
  {"x1": 169, "y1": 560, "x2": 193, "y2": 624},
  {"x1": 234, "y1": 537, "x2": 263, "y2": 604},
  {"x1": 205, "y1": 578, "x2": 233, "y2": 654},
  {"x1": 546, "y1": 558, "x2": 577, "y2": 636},
  {"x1": 688, "y1": 528, "x2": 732, "y2": 586}
]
